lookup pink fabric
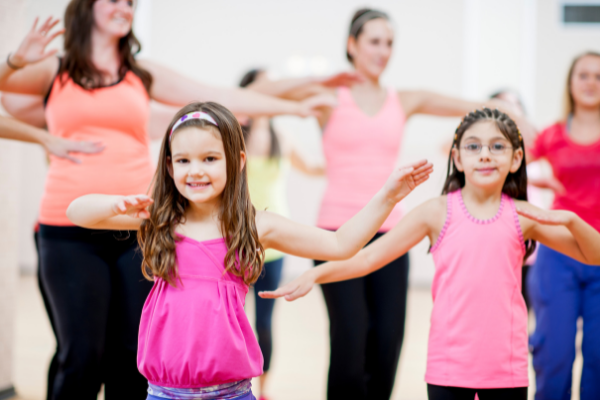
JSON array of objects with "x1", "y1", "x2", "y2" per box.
[
  {"x1": 317, "y1": 87, "x2": 405, "y2": 231},
  {"x1": 428, "y1": 190, "x2": 528, "y2": 388},
  {"x1": 137, "y1": 236, "x2": 263, "y2": 388},
  {"x1": 530, "y1": 122, "x2": 600, "y2": 232}
]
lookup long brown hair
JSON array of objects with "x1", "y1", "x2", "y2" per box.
[
  {"x1": 60, "y1": 0, "x2": 152, "y2": 92},
  {"x1": 442, "y1": 107, "x2": 536, "y2": 260},
  {"x1": 563, "y1": 51, "x2": 600, "y2": 120},
  {"x1": 138, "y1": 102, "x2": 264, "y2": 287}
]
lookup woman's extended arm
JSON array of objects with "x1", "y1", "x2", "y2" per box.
[
  {"x1": 517, "y1": 202, "x2": 600, "y2": 265},
  {"x1": 0, "y1": 115, "x2": 104, "y2": 162},
  {"x1": 259, "y1": 198, "x2": 438, "y2": 301},
  {"x1": 139, "y1": 60, "x2": 336, "y2": 118},
  {"x1": 399, "y1": 90, "x2": 536, "y2": 146},
  {"x1": 67, "y1": 194, "x2": 152, "y2": 230},
  {"x1": 257, "y1": 160, "x2": 433, "y2": 262},
  {"x1": 247, "y1": 72, "x2": 362, "y2": 100}
]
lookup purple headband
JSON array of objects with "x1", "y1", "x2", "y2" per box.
[{"x1": 169, "y1": 111, "x2": 219, "y2": 142}]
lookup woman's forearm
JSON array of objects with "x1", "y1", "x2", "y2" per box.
[{"x1": 0, "y1": 115, "x2": 50, "y2": 145}]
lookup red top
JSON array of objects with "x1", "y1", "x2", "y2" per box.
[{"x1": 530, "y1": 122, "x2": 600, "y2": 232}]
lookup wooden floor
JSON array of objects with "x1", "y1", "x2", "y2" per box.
[{"x1": 13, "y1": 273, "x2": 583, "y2": 400}]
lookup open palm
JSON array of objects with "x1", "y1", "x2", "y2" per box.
[
  {"x1": 384, "y1": 160, "x2": 434, "y2": 204},
  {"x1": 11, "y1": 17, "x2": 64, "y2": 67},
  {"x1": 112, "y1": 195, "x2": 154, "y2": 219}
]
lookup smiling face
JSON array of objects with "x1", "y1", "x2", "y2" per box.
[
  {"x1": 452, "y1": 121, "x2": 523, "y2": 191},
  {"x1": 347, "y1": 18, "x2": 394, "y2": 79},
  {"x1": 570, "y1": 54, "x2": 600, "y2": 112},
  {"x1": 93, "y1": 0, "x2": 134, "y2": 38},
  {"x1": 169, "y1": 127, "x2": 229, "y2": 207}
]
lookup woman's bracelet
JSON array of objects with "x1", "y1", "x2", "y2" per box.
[{"x1": 6, "y1": 53, "x2": 24, "y2": 70}]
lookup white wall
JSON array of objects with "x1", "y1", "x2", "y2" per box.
[{"x1": 10, "y1": 0, "x2": 600, "y2": 286}]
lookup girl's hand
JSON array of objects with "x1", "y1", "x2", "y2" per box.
[
  {"x1": 9, "y1": 17, "x2": 65, "y2": 68},
  {"x1": 297, "y1": 93, "x2": 337, "y2": 117},
  {"x1": 318, "y1": 72, "x2": 364, "y2": 88},
  {"x1": 111, "y1": 195, "x2": 154, "y2": 219},
  {"x1": 516, "y1": 206, "x2": 574, "y2": 226},
  {"x1": 259, "y1": 270, "x2": 317, "y2": 301},
  {"x1": 45, "y1": 136, "x2": 105, "y2": 164},
  {"x1": 383, "y1": 159, "x2": 434, "y2": 204}
]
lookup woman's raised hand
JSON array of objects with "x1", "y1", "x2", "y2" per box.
[
  {"x1": 383, "y1": 159, "x2": 434, "y2": 204},
  {"x1": 45, "y1": 136, "x2": 105, "y2": 164},
  {"x1": 111, "y1": 195, "x2": 154, "y2": 219},
  {"x1": 9, "y1": 17, "x2": 65, "y2": 68},
  {"x1": 297, "y1": 93, "x2": 338, "y2": 117}
]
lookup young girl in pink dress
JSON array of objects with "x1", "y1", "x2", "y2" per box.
[
  {"x1": 261, "y1": 108, "x2": 600, "y2": 400},
  {"x1": 66, "y1": 101, "x2": 433, "y2": 400}
]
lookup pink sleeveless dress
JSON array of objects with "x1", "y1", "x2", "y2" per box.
[
  {"x1": 318, "y1": 87, "x2": 405, "y2": 232},
  {"x1": 427, "y1": 190, "x2": 528, "y2": 388},
  {"x1": 137, "y1": 236, "x2": 263, "y2": 388}
]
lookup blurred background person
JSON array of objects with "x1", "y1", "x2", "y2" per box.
[{"x1": 526, "y1": 51, "x2": 600, "y2": 400}]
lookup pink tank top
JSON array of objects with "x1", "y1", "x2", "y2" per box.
[
  {"x1": 317, "y1": 87, "x2": 405, "y2": 231},
  {"x1": 427, "y1": 190, "x2": 528, "y2": 388},
  {"x1": 137, "y1": 236, "x2": 263, "y2": 388}
]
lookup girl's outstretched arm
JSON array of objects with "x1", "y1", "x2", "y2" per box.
[
  {"x1": 257, "y1": 159, "x2": 433, "y2": 261},
  {"x1": 517, "y1": 202, "x2": 600, "y2": 265},
  {"x1": 67, "y1": 194, "x2": 153, "y2": 231},
  {"x1": 259, "y1": 198, "x2": 440, "y2": 301}
]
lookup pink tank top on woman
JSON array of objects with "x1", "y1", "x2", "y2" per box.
[
  {"x1": 317, "y1": 87, "x2": 405, "y2": 231},
  {"x1": 137, "y1": 236, "x2": 263, "y2": 388},
  {"x1": 427, "y1": 190, "x2": 528, "y2": 388},
  {"x1": 42, "y1": 71, "x2": 153, "y2": 225}
]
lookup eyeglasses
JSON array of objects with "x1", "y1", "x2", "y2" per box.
[{"x1": 460, "y1": 143, "x2": 513, "y2": 155}]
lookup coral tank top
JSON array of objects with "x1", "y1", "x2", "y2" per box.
[
  {"x1": 42, "y1": 71, "x2": 153, "y2": 225},
  {"x1": 137, "y1": 236, "x2": 263, "y2": 388},
  {"x1": 427, "y1": 190, "x2": 528, "y2": 388},
  {"x1": 317, "y1": 87, "x2": 405, "y2": 231}
]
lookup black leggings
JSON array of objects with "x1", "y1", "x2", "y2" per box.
[
  {"x1": 38, "y1": 225, "x2": 153, "y2": 400},
  {"x1": 252, "y1": 257, "x2": 284, "y2": 372},
  {"x1": 427, "y1": 384, "x2": 527, "y2": 400},
  {"x1": 315, "y1": 232, "x2": 409, "y2": 400}
]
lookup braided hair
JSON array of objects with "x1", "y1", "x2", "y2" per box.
[{"x1": 441, "y1": 107, "x2": 536, "y2": 260}]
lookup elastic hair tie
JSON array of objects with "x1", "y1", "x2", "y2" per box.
[{"x1": 169, "y1": 111, "x2": 218, "y2": 142}]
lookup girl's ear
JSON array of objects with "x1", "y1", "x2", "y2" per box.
[
  {"x1": 167, "y1": 156, "x2": 174, "y2": 178},
  {"x1": 452, "y1": 146, "x2": 464, "y2": 172},
  {"x1": 240, "y1": 151, "x2": 246, "y2": 172},
  {"x1": 510, "y1": 147, "x2": 524, "y2": 173}
]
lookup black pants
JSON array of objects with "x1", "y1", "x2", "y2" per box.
[
  {"x1": 427, "y1": 384, "x2": 527, "y2": 400},
  {"x1": 38, "y1": 225, "x2": 153, "y2": 400},
  {"x1": 314, "y1": 232, "x2": 409, "y2": 400},
  {"x1": 252, "y1": 257, "x2": 284, "y2": 372}
]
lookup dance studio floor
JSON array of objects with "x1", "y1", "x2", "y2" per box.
[{"x1": 13, "y1": 272, "x2": 583, "y2": 400}]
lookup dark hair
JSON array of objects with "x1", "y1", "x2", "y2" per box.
[
  {"x1": 563, "y1": 51, "x2": 600, "y2": 119},
  {"x1": 139, "y1": 102, "x2": 264, "y2": 287},
  {"x1": 442, "y1": 107, "x2": 536, "y2": 260},
  {"x1": 238, "y1": 68, "x2": 281, "y2": 159},
  {"x1": 60, "y1": 0, "x2": 153, "y2": 92},
  {"x1": 346, "y1": 8, "x2": 390, "y2": 63}
]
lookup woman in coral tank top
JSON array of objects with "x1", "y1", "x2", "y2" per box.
[
  {"x1": 252, "y1": 8, "x2": 534, "y2": 400},
  {"x1": 0, "y1": 1, "x2": 332, "y2": 399}
]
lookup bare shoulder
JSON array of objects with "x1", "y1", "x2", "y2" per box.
[{"x1": 422, "y1": 195, "x2": 447, "y2": 227}]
